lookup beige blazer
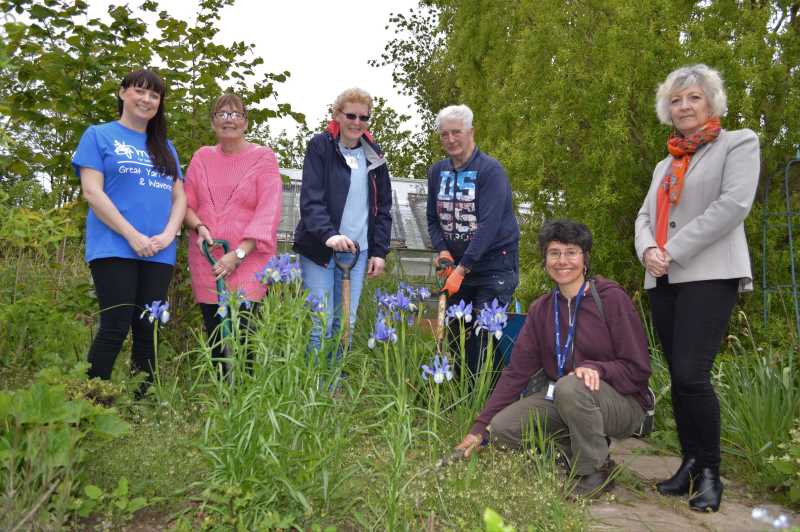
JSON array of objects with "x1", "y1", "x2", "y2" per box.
[{"x1": 634, "y1": 128, "x2": 760, "y2": 292}]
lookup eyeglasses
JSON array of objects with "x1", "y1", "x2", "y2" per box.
[
  {"x1": 344, "y1": 112, "x2": 370, "y2": 123},
  {"x1": 213, "y1": 111, "x2": 246, "y2": 121},
  {"x1": 546, "y1": 249, "x2": 583, "y2": 261},
  {"x1": 439, "y1": 130, "x2": 464, "y2": 140}
]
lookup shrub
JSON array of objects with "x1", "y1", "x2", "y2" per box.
[
  {"x1": 0, "y1": 374, "x2": 129, "y2": 530},
  {"x1": 770, "y1": 417, "x2": 800, "y2": 504},
  {"x1": 0, "y1": 296, "x2": 90, "y2": 370}
]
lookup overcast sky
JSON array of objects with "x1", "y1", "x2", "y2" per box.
[{"x1": 86, "y1": 0, "x2": 422, "y2": 136}]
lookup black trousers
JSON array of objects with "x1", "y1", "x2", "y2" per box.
[
  {"x1": 87, "y1": 257, "x2": 174, "y2": 380},
  {"x1": 648, "y1": 276, "x2": 738, "y2": 470},
  {"x1": 447, "y1": 249, "x2": 519, "y2": 378},
  {"x1": 199, "y1": 302, "x2": 260, "y2": 361}
]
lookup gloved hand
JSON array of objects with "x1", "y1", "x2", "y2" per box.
[
  {"x1": 442, "y1": 269, "x2": 464, "y2": 296},
  {"x1": 435, "y1": 250, "x2": 455, "y2": 280}
]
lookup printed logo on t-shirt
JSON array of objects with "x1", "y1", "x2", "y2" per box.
[
  {"x1": 113, "y1": 138, "x2": 172, "y2": 191},
  {"x1": 436, "y1": 169, "x2": 477, "y2": 242}
]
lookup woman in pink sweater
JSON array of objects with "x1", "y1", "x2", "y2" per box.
[{"x1": 184, "y1": 93, "x2": 282, "y2": 362}]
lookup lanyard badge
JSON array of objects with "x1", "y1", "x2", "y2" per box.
[{"x1": 552, "y1": 281, "x2": 587, "y2": 381}]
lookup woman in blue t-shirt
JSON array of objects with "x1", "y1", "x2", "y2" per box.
[{"x1": 72, "y1": 69, "x2": 186, "y2": 398}]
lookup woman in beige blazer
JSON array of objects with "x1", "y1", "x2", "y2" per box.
[{"x1": 634, "y1": 64, "x2": 759, "y2": 513}]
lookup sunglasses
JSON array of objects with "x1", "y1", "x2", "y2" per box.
[{"x1": 343, "y1": 112, "x2": 370, "y2": 123}]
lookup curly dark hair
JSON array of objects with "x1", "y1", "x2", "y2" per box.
[{"x1": 537, "y1": 219, "x2": 593, "y2": 271}]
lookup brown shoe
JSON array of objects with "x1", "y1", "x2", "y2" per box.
[{"x1": 570, "y1": 459, "x2": 616, "y2": 500}]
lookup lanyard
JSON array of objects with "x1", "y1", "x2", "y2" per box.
[{"x1": 553, "y1": 282, "x2": 587, "y2": 378}]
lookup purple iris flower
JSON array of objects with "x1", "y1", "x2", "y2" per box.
[
  {"x1": 375, "y1": 288, "x2": 394, "y2": 310},
  {"x1": 399, "y1": 282, "x2": 418, "y2": 301},
  {"x1": 474, "y1": 298, "x2": 508, "y2": 339},
  {"x1": 417, "y1": 287, "x2": 431, "y2": 300},
  {"x1": 288, "y1": 255, "x2": 302, "y2": 282},
  {"x1": 393, "y1": 291, "x2": 416, "y2": 313},
  {"x1": 141, "y1": 300, "x2": 170, "y2": 324},
  {"x1": 368, "y1": 317, "x2": 398, "y2": 349},
  {"x1": 217, "y1": 289, "x2": 251, "y2": 318},
  {"x1": 305, "y1": 292, "x2": 326, "y2": 314},
  {"x1": 256, "y1": 254, "x2": 302, "y2": 285},
  {"x1": 421, "y1": 355, "x2": 453, "y2": 384},
  {"x1": 376, "y1": 287, "x2": 417, "y2": 314},
  {"x1": 446, "y1": 300, "x2": 473, "y2": 323}
]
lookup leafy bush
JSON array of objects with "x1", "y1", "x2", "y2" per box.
[
  {"x1": 0, "y1": 296, "x2": 90, "y2": 370},
  {"x1": 770, "y1": 417, "x2": 800, "y2": 503},
  {"x1": 0, "y1": 374, "x2": 129, "y2": 530}
]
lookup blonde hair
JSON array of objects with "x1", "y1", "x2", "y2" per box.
[
  {"x1": 211, "y1": 93, "x2": 247, "y2": 118},
  {"x1": 655, "y1": 64, "x2": 727, "y2": 126},
  {"x1": 333, "y1": 87, "x2": 372, "y2": 113}
]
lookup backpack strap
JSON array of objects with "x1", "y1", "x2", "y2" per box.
[
  {"x1": 589, "y1": 277, "x2": 606, "y2": 325},
  {"x1": 588, "y1": 276, "x2": 658, "y2": 421}
]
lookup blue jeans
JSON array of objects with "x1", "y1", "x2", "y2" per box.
[{"x1": 300, "y1": 252, "x2": 368, "y2": 353}]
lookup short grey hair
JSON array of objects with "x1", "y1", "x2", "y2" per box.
[
  {"x1": 435, "y1": 104, "x2": 474, "y2": 130},
  {"x1": 655, "y1": 64, "x2": 727, "y2": 126}
]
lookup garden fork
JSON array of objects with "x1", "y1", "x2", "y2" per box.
[{"x1": 434, "y1": 256, "x2": 454, "y2": 354}]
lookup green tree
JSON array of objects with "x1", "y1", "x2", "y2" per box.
[
  {"x1": 0, "y1": 0, "x2": 301, "y2": 208},
  {"x1": 378, "y1": 0, "x2": 800, "y2": 300}
]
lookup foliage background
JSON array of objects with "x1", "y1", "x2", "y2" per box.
[
  {"x1": 2, "y1": 0, "x2": 800, "y2": 528},
  {"x1": 377, "y1": 0, "x2": 800, "y2": 307}
]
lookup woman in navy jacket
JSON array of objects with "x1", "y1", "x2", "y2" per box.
[{"x1": 293, "y1": 87, "x2": 392, "y2": 352}]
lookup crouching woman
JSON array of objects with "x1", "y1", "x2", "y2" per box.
[{"x1": 455, "y1": 220, "x2": 652, "y2": 498}]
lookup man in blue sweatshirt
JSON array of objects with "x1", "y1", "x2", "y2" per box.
[{"x1": 427, "y1": 104, "x2": 520, "y2": 378}]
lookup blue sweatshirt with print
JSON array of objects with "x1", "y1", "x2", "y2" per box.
[{"x1": 426, "y1": 148, "x2": 519, "y2": 270}]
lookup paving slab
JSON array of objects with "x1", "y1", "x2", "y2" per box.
[{"x1": 584, "y1": 438, "x2": 799, "y2": 531}]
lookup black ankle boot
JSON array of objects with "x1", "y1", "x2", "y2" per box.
[
  {"x1": 689, "y1": 467, "x2": 723, "y2": 512},
  {"x1": 656, "y1": 456, "x2": 697, "y2": 496}
]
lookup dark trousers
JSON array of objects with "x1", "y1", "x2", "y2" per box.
[
  {"x1": 648, "y1": 276, "x2": 738, "y2": 470},
  {"x1": 447, "y1": 249, "x2": 519, "y2": 378},
  {"x1": 87, "y1": 257, "x2": 174, "y2": 381},
  {"x1": 199, "y1": 302, "x2": 260, "y2": 361}
]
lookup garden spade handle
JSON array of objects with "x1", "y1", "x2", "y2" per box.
[
  {"x1": 202, "y1": 239, "x2": 231, "y2": 338},
  {"x1": 435, "y1": 257, "x2": 455, "y2": 352},
  {"x1": 333, "y1": 242, "x2": 361, "y2": 350}
]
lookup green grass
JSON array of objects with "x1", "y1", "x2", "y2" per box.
[
  {"x1": 82, "y1": 400, "x2": 207, "y2": 505},
  {"x1": 4, "y1": 254, "x2": 800, "y2": 529}
]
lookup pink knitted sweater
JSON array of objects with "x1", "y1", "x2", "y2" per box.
[{"x1": 185, "y1": 144, "x2": 282, "y2": 304}]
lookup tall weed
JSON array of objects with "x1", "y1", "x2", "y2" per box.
[
  {"x1": 195, "y1": 282, "x2": 359, "y2": 529},
  {"x1": 717, "y1": 312, "x2": 800, "y2": 488}
]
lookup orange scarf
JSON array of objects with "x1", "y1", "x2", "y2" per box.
[{"x1": 655, "y1": 118, "x2": 721, "y2": 248}]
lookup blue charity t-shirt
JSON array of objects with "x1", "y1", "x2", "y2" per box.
[
  {"x1": 339, "y1": 145, "x2": 369, "y2": 252},
  {"x1": 72, "y1": 121, "x2": 182, "y2": 265}
]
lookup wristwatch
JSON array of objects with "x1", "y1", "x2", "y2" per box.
[{"x1": 235, "y1": 247, "x2": 247, "y2": 260}]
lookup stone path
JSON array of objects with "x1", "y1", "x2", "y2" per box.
[{"x1": 588, "y1": 438, "x2": 797, "y2": 531}]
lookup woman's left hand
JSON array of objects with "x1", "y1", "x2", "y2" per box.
[
  {"x1": 367, "y1": 257, "x2": 385, "y2": 278},
  {"x1": 573, "y1": 366, "x2": 601, "y2": 391},
  {"x1": 150, "y1": 232, "x2": 174, "y2": 253},
  {"x1": 213, "y1": 251, "x2": 240, "y2": 280}
]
